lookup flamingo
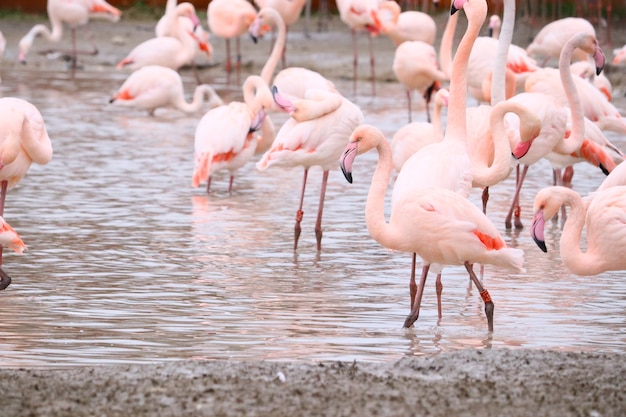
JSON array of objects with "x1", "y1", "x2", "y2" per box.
[
  {"x1": 392, "y1": 40, "x2": 448, "y2": 123},
  {"x1": 374, "y1": 0, "x2": 436, "y2": 46},
  {"x1": 386, "y1": 0, "x2": 521, "y2": 325},
  {"x1": 335, "y1": 0, "x2": 384, "y2": 95},
  {"x1": 531, "y1": 185, "x2": 626, "y2": 276},
  {"x1": 339, "y1": 124, "x2": 525, "y2": 331},
  {"x1": 18, "y1": 0, "x2": 121, "y2": 72},
  {"x1": 613, "y1": 44, "x2": 626, "y2": 65},
  {"x1": 253, "y1": 0, "x2": 308, "y2": 67},
  {"x1": 207, "y1": 0, "x2": 258, "y2": 75},
  {"x1": 109, "y1": 65, "x2": 224, "y2": 116},
  {"x1": 155, "y1": 0, "x2": 201, "y2": 38},
  {"x1": 0, "y1": 216, "x2": 27, "y2": 291},
  {"x1": 391, "y1": 88, "x2": 448, "y2": 172},
  {"x1": 0, "y1": 98, "x2": 53, "y2": 287},
  {"x1": 569, "y1": 60, "x2": 612, "y2": 102},
  {"x1": 543, "y1": 33, "x2": 623, "y2": 192},
  {"x1": 526, "y1": 17, "x2": 596, "y2": 66},
  {"x1": 192, "y1": 76, "x2": 274, "y2": 194},
  {"x1": 257, "y1": 87, "x2": 364, "y2": 251},
  {"x1": 116, "y1": 11, "x2": 212, "y2": 72},
  {"x1": 248, "y1": 7, "x2": 340, "y2": 110}
]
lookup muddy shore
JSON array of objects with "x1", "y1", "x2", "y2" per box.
[{"x1": 0, "y1": 7, "x2": 625, "y2": 417}]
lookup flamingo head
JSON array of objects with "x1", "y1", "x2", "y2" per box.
[
  {"x1": 271, "y1": 86, "x2": 295, "y2": 114},
  {"x1": 91, "y1": 1, "x2": 122, "y2": 22},
  {"x1": 592, "y1": 39, "x2": 606, "y2": 76},
  {"x1": 530, "y1": 209, "x2": 547, "y2": 253},
  {"x1": 451, "y1": 0, "x2": 466, "y2": 15},
  {"x1": 339, "y1": 125, "x2": 381, "y2": 184}
]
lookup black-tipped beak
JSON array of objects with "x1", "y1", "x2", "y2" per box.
[
  {"x1": 451, "y1": 4, "x2": 459, "y2": 15},
  {"x1": 530, "y1": 210, "x2": 547, "y2": 253},
  {"x1": 339, "y1": 142, "x2": 358, "y2": 184},
  {"x1": 341, "y1": 165, "x2": 353, "y2": 184},
  {"x1": 250, "y1": 33, "x2": 258, "y2": 44}
]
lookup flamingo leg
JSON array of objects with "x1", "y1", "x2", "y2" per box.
[
  {"x1": 314, "y1": 170, "x2": 329, "y2": 251},
  {"x1": 464, "y1": 261, "x2": 494, "y2": 332},
  {"x1": 228, "y1": 175, "x2": 234, "y2": 195},
  {"x1": 435, "y1": 272, "x2": 443, "y2": 320},
  {"x1": 481, "y1": 186, "x2": 489, "y2": 214},
  {"x1": 409, "y1": 253, "x2": 417, "y2": 308},
  {"x1": 368, "y1": 33, "x2": 376, "y2": 96},
  {"x1": 235, "y1": 37, "x2": 242, "y2": 86},
  {"x1": 0, "y1": 181, "x2": 9, "y2": 290},
  {"x1": 205, "y1": 176, "x2": 212, "y2": 194},
  {"x1": 504, "y1": 164, "x2": 528, "y2": 229},
  {"x1": 294, "y1": 169, "x2": 309, "y2": 251},
  {"x1": 351, "y1": 29, "x2": 358, "y2": 96},
  {"x1": 403, "y1": 264, "x2": 430, "y2": 328},
  {"x1": 405, "y1": 89, "x2": 413, "y2": 123}
]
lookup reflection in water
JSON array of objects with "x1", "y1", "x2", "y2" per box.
[{"x1": 0, "y1": 66, "x2": 625, "y2": 368}]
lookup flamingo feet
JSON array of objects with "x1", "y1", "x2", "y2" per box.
[{"x1": 0, "y1": 268, "x2": 12, "y2": 291}]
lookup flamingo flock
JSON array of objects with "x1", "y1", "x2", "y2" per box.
[{"x1": 2, "y1": 0, "x2": 626, "y2": 336}]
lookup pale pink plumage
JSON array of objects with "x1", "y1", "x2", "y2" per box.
[
  {"x1": 192, "y1": 76, "x2": 274, "y2": 193},
  {"x1": 18, "y1": 0, "x2": 121, "y2": 64},
  {"x1": 392, "y1": 40, "x2": 448, "y2": 123},
  {"x1": 526, "y1": 17, "x2": 596, "y2": 66},
  {"x1": 375, "y1": 0, "x2": 436, "y2": 46},
  {"x1": 257, "y1": 88, "x2": 363, "y2": 251},
  {"x1": 531, "y1": 185, "x2": 626, "y2": 276},
  {"x1": 207, "y1": 0, "x2": 258, "y2": 73},
  {"x1": 109, "y1": 65, "x2": 224, "y2": 116}
]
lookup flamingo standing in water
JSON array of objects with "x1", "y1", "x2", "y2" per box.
[
  {"x1": 207, "y1": 0, "x2": 258, "y2": 76},
  {"x1": 531, "y1": 185, "x2": 626, "y2": 276},
  {"x1": 117, "y1": 8, "x2": 211, "y2": 72},
  {"x1": 192, "y1": 76, "x2": 274, "y2": 194},
  {"x1": 18, "y1": 0, "x2": 121, "y2": 74},
  {"x1": 339, "y1": 125, "x2": 525, "y2": 331},
  {"x1": 335, "y1": 0, "x2": 384, "y2": 95},
  {"x1": 0, "y1": 98, "x2": 53, "y2": 289},
  {"x1": 109, "y1": 65, "x2": 224, "y2": 116},
  {"x1": 257, "y1": 87, "x2": 363, "y2": 251}
]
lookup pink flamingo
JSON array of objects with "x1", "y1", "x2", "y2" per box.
[
  {"x1": 155, "y1": 0, "x2": 201, "y2": 38},
  {"x1": 391, "y1": 88, "x2": 448, "y2": 172},
  {"x1": 392, "y1": 40, "x2": 448, "y2": 123},
  {"x1": 109, "y1": 65, "x2": 224, "y2": 116},
  {"x1": 613, "y1": 44, "x2": 626, "y2": 65},
  {"x1": 249, "y1": 7, "x2": 340, "y2": 110},
  {"x1": 117, "y1": 11, "x2": 212, "y2": 72},
  {"x1": 257, "y1": 88, "x2": 363, "y2": 251},
  {"x1": 0, "y1": 97, "x2": 53, "y2": 288},
  {"x1": 18, "y1": 0, "x2": 121, "y2": 72},
  {"x1": 207, "y1": 0, "x2": 258, "y2": 75},
  {"x1": 0, "y1": 216, "x2": 27, "y2": 290},
  {"x1": 335, "y1": 0, "x2": 384, "y2": 95},
  {"x1": 544, "y1": 33, "x2": 623, "y2": 191},
  {"x1": 374, "y1": 0, "x2": 436, "y2": 46},
  {"x1": 526, "y1": 17, "x2": 596, "y2": 66},
  {"x1": 339, "y1": 124, "x2": 525, "y2": 331},
  {"x1": 192, "y1": 76, "x2": 274, "y2": 194},
  {"x1": 253, "y1": 0, "x2": 307, "y2": 67},
  {"x1": 531, "y1": 185, "x2": 626, "y2": 276}
]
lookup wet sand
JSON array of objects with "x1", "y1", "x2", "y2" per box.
[{"x1": 1, "y1": 9, "x2": 626, "y2": 417}]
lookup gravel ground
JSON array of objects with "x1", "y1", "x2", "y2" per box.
[{"x1": 1, "y1": 7, "x2": 625, "y2": 417}]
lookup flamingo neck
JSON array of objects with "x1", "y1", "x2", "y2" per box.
[
  {"x1": 556, "y1": 189, "x2": 597, "y2": 275},
  {"x1": 439, "y1": 11, "x2": 459, "y2": 79},
  {"x1": 259, "y1": 8, "x2": 287, "y2": 86},
  {"x1": 365, "y1": 131, "x2": 396, "y2": 250},
  {"x1": 178, "y1": 85, "x2": 221, "y2": 113},
  {"x1": 559, "y1": 39, "x2": 586, "y2": 154},
  {"x1": 491, "y1": 0, "x2": 515, "y2": 105},
  {"x1": 446, "y1": 7, "x2": 484, "y2": 141}
]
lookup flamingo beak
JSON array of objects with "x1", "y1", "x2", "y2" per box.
[
  {"x1": 530, "y1": 210, "x2": 547, "y2": 252},
  {"x1": 594, "y1": 44, "x2": 606, "y2": 75},
  {"x1": 272, "y1": 85, "x2": 295, "y2": 113},
  {"x1": 339, "y1": 142, "x2": 358, "y2": 184}
]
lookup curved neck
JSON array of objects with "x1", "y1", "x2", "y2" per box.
[
  {"x1": 5, "y1": 115, "x2": 53, "y2": 166},
  {"x1": 439, "y1": 11, "x2": 459, "y2": 79},
  {"x1": 259, "y1": 8, "x2": 287, "y2": 86},
  {"x1": 176, "y1": 85, "x2": 222, "y2": 113},
  {"x1": 291, "y1": 91, "x2": 342, "y2": 122},
  {"x1": 446, "y1": 5, "x2": 485, "y2": 141},
  {"x1": 365, "y1": 131, "x2": 396, "y2": 249},
  {"x1": 557, "y1": 189, "x2": 595, "y2": 275},
  {"x1": 491, "y1": 0, "x2": 515, "y2": 105},
  {"x1": 559, "y1": 38, "x2": 586, "y2": 154}
]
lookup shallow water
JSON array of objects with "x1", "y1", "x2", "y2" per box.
[{"x1": 0, "y1": 63, "x2": 625, "y2": 369}]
